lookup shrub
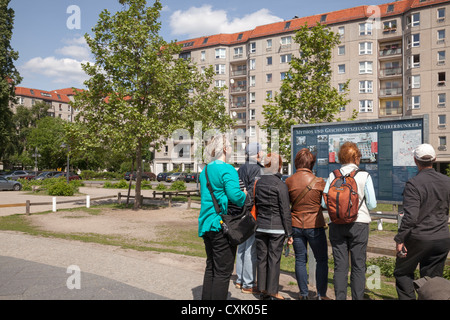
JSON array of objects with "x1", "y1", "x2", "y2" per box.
[
  {"x1": 48, "y1": 181, "x2": 75, "y2": 196},
  {"x1": 156, "y1": 183, "x2": 167, "y2": 190},
  {"x1": 141, "y1": 180, "x2": 152, "y2": 190},
  {"x1": 170, "y1": 180, "x2": 186, "y2": 191}
]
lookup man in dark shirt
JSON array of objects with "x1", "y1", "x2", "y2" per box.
[
  {"x1": 394, "y1": 144, "x2": 450, "y2": 300},
  {"x1": 234, "y1": 142, "x2": 264, "y2": 293}
]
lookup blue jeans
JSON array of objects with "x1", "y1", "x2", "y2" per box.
[
  {"x1": 292, "y1": 227, "x2": 329, "y2": 297},
  {"x1": 235, "y1": 234, "x2": 257, "y2": 288}
]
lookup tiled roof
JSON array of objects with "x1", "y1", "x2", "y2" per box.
[
  {"x1": 179, "y1": 0, "x2": 450, "y2": 51},
  {"x1": 15, "y1": 87, "x2": 72, "y2": 103}
]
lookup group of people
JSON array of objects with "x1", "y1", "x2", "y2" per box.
[{"x1": 198, "y1": 135, "x2": 450, "y2": 300}]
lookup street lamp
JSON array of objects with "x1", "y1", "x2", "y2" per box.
[{"x1": 60, "y1": 143, "x2": 70, "y2": 184}]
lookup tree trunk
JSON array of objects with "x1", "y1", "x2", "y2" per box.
[
  {"x1": 126, "y1": 157, "x2": 135, "y2": 205},
  {"x1": 133, "y1": 141, "x2": 142, "y2": 210}
]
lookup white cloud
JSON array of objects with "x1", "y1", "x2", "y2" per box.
[
  {"x1": 169, "y1": 5, "x2": 283, "y2": 38},
  {"x1": 21, "y1": 56, "x2": 89, "y2": 86},
  {"x1": 56, "y1": 36, "x2": 91, "y2": 60}
]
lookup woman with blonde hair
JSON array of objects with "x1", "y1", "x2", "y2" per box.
[
  {"x1": 322, "y1": 141, "x2": 377, "y2": 300},
  {"x1": 252, "y1": 153, "x2": 293, "y2": 300},
  {"x1": 199, "y1": 134, "x2": 247, "y2": 300}
]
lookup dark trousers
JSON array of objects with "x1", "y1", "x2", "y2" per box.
[
  {"x1": 255, "y1": 232, "x2": 285, "y2": 295},
  {"x1": 394, "y1": 237, "x2": 450, "y2": 300},
  {"x1": 329, "y1": 222, "x2": 369, "y2": 300},
  {"x1": 201, "y1": 230, "x2": 237, "y2": 300}
]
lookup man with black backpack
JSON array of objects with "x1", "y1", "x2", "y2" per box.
[{"x1": 322, "y1": 142, "x2": 377, "y2": 300}]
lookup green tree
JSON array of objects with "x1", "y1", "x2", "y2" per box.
[
  {"x1": 70, "y1": 0, "x2": 234, "y2": 209},
  {"x1": 260, "y1": 22, "x2": 351, "y2": 159},
  {"x1": 27, "y1": 117, "x2": 68, "y2": 169},
  {"x1": 0, "y1": 0, "x2": 22, "y2": 161}
]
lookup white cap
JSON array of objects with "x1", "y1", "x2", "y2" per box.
[{"x1": 414, "y1": 144, "x2": 436, "y2": 162}]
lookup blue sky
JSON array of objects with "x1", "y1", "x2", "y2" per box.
[{"x1": 10, "y1": 0, "x2": 389, "y2": 91}]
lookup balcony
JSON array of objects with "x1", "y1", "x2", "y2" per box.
[
  {"x1": 231, "y1": 68, "x2": 247, "y2": 77},
  {"x1": 230, "y1": 84, "x2": 247, "y2": 93},
  {"x1": 380, "y1": 87, "x2": 402, "y2": 97},
  {"x1": 379, "y1": 47, "x2": 401, "y2": 58},
  {"x1": 380, "y1": 67, "x2": 402, "y2": 78},
  {"x1": 230, "y1": 100, "x2": 247, "y2": 109}
]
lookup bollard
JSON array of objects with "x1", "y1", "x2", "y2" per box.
[
  {"x1": 86, "y1": 195, "x2": 90, "y2": 208},
  {"x1": 52, "y1": 197, "x2": 57, "y2": 212},
  {"x1": 377, "y1": 219, "x2": 383, "y2": 231},
  {"x1": 26, "y1": 200, "x2": 30, "y2": 215},
  {"x1": 308, "y1": 246, "x2": 316, "y2": 287},
  {"x1": 117, "y1": 192, "x2": 122, "y2": 204}
]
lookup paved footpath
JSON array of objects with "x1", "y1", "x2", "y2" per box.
[{"x1": 0, "y1": 231, "x2": 259, "y2": 300}]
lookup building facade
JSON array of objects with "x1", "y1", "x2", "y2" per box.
[{"x1": 154, "y1": 0, "x2": 450, "y2": 174}]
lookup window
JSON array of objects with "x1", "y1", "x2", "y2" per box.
[
  {"x1": 249, "y1": 92, "x2": 256, "y2": 103},
  {"x1": 438, "y1": 93, "x2": 446, "y2": 107},
  {"x1": 338, "y1": 83, "x2": 346, "y2": 93},
  {"x1": 250, "y1": 109, "x2": 256, "y2": 120},
  {"x1": 338, "y1": 64, "x2": 345, "y2": 74},
  {"x1": 215, "y1": 80, "x2": 226, "y2": 88},
  {"x1": 284, "y1": 21, "x2": 291, "y2": 29},
  {"x1": 383, "y1": 20, "x2": 397, "y2": 32},
  {"x1": 237, "y1": 33, "x2": 243, "y2": 40},
  {"x1": 407, "y1": 13, "x2": 420, "y2": 27},
  {"x1": 409, "y1": 75, "x2": 421, "y2": 89},
  {"x1": 30, "y1": 89, "x2": 35, "y2": 95},
  {"x1": 439, "y1": 136, "x2": 447, "y2": 149},
  {"x1": 387, "y1": 5, "x2": 394, "y2": 13},
  {"x1": 408, "y1": 34, "x2": 420, "y2": 48},
  {"x1": 266, "y1": 56, "x2": 272, "y2": 65},
  {"x1": 320, "y1": 15, "x2": 327, "y2": 23},
  {"x1": 338, "y1": 45, "x2": 345, "y2": 55},
  {"x1": 359, "y1": 61, "x2": 373, "y2": 74},
  {"x1": 438, "y1": 51, "x2": 446, "y2": 64},
  {"x1": 215, "y1": 48, "x2": 226, "y2": 59},
  {"x1": 249, "y1": 42, "x2": 256, "y2": 53},
  {"x1": 409, "y1": 54, "x2": 420, "y2": 68},
  {"x1": 202, "y1": 37, "x2": 209, "y2": 44},
  {"x1": 266, "y1": 91, "x2": 273, "y2": 99},
  {"x1": 249, "y1": 75, "x2": 256, "y2": 87},
  {"x1": 280, "y1": 72, "x2": 289, "y2": 80},
  {"x1": 409, "y1": 96, "x2": 421, "y2": 109},
  {"x1": 359, "y1": 42, "x2": 372, "y2": 55},
  {"x1": 280, "y1": 36, "x2": 292, "y2": 45},
  {"x1": 438, "y1": 114, "x2": 447, "y2": 126},
  {"x1": 438, "y1": 29, "x2": 446, "y2": 43},
  {"x1": 201, "y1": 51, "x2": 206, "y2": 61},
  {"x1": 249, "y1": 126, "x2": 256, "y2": 137},
  {"x1": 234, "y1": 47, "x2": 243, "y2": 58},
  {"x1": 359, "y1": 81, "x2": 373, "y2": 93},
  {"x1": 359, "y1": 23, "x2": 372, "y2": 36},
  {"x1": 438, "y1": 72, "x2": 446, "y2": 86},
  {"x1": 215, "y1": 64, "x2": 225, "y2": 74},
  {"x1": 438, "y1": 8, "x2": 445, "y2": 21},
  {"x1": 249, "y1": 59, "x2": 256, "y2": 70},
  {"x1": 338, "y1": 26, "x2": 345, "y2": 37},
  {"x1": 266, "y1": 39, "x2": 272, "y2": 49},
  {"x1": 359, "y1": 100, "x2": 373, "y2": 113},
  {"x1": 266, "y1": 73, "x2": 272, "y2": 82},
  {"x1": 280, "y1": 54, "x2": 292, "y2": 63}
]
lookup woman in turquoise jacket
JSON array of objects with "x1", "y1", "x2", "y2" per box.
[{"x1": 199, "y1": 135, "x2": 247, "y2": 300}]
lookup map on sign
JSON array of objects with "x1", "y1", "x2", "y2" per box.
[
  {"x1": 291, "y1": 116, "x2": 427, "y2": 202},
  {"x1": 392, "y1": 130, "x2": 422, "y2": 167}
]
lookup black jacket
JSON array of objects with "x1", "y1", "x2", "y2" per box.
[
  {"x1": 251, "y1": 172, "x2": 293, "y2": 236},
  {"x1": 395, "y1": 168, "x2": 450, "y2": 243},
  {"x1": 238, "y1": 161, "x2": 263, "y2": 190}
]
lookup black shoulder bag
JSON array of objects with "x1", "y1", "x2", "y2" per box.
[{"x1": 204, "y1": 165, "x2": 257, "y2": 246}]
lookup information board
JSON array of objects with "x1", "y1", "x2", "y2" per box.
[{"x1": 291, "y1": 116, "x2": 428, "y2": 203}]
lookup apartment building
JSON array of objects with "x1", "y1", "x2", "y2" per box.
[
  {"x1": 154, "y1": 0, "x2": 450, "y2": 174},
  {"x1": 12, "y1": 87, "x2": 80, "y2": 122}
]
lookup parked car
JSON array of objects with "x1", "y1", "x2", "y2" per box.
[
  {"x1": 3, "y1": 170, "x2": 34, "y2": 181},
  {"x1": 124, "y1": 171, "x2": 156, "y2": 181},
  {"x1": 0, "y1": 177, "x2": 22, "y2": 191},
  {"x1": 166, "y1": 172, "x2": 186, "y2": 182},
  {"x1": 34, "y1": 171, "x2": 60, "y2": 180},
  {"x1": 184, "y1": 172, "x2": 198, "y2": 183},
  {"x1": 157, "y1": 172, "x2": 172, "y2": 182},
  {"x1": 52, "y1": 172, "x2": 81, "y2": 181}
]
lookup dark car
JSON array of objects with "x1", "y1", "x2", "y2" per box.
[
  {"x1": 52, "y1": 172, "x2": 81, "y2": 181},
  {"x1": 157, "y1": 172, "x2": 172, "y2": 182},
  {"x1": 184, "y1": 172, "x2": 198, "y2": 183},
  {"x1": 3, "y1": 170, "x2": 34, "y2": 181},
  {"x1": 124, "y1": 171, "x2": 155, "y2": 181},
  {"x1": 34, "y1": 171, "x2": 60, "y2": 180},
  {"x1": 0, "y1": 177, "x2": 22, "y2": 191}
]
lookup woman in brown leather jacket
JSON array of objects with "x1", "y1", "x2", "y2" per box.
[{"x1": 285, "y1": 148, "x2": 330, "y2": 300}]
